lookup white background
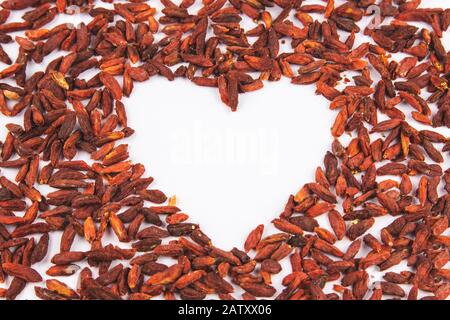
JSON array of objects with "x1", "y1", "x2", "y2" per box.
[{"x1": 0, "y1": 0, "x2": 448, "y2": 299}]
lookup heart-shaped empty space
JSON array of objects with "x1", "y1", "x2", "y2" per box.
[{"x1": 125, "y1": 77, "x2": 335, "y2": 248}]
